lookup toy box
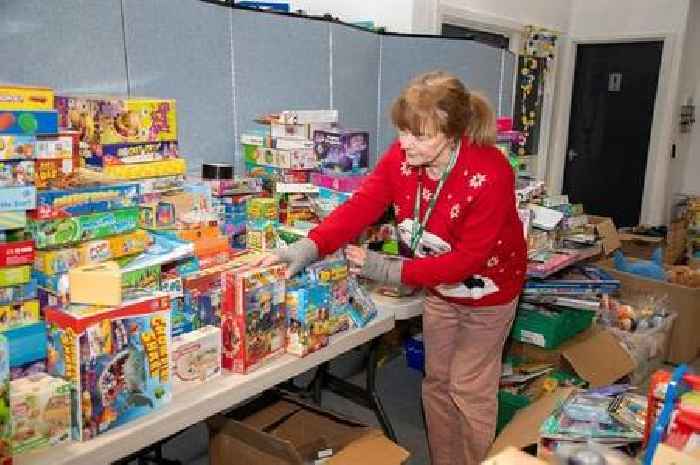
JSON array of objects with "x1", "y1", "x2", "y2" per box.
[
  {"x1": 313, "y1": 129, "x2": 369, "y2": 174},
  {"x1": 0, "y1": 265, "x2": 32, "y2": 287},
  {"x1": 347, "y1": 276, "x2": 378, "y2": 328},
  {"x1": 55, "y1": 96, "x2": 177, "y2": 145},
  {"x1": 207, "y1": 177, "x2": 263, "y2": 197},
  {"x1": 100, "y1": 158, "x2": 186, "y2": 180},
  {"x1": 246, "y1": 222, "x2": 278, "y2": 252},
  {"x1": 0, "y1": 187, "x2": 36, "y2": 212},
  {"x1": 0, "y1": 334, "x2": 9, "y2": 463},
  {"x1": 31, "y1": 183, "x2": 140, "y2": 220},
  {"x1": 285, "y1": 283, "x2": 331, "y2": 357},
  {"x1": 85, "y1": 141, "x2": 179, "y2": 167},
  {"x1": 0, "y1": 281, "x2": 36, "y2": 306},
  {"x1": 246, "y1": 198, "x2": 278, "y2": 222},
  {"x1": 182, "y1": 266, "x2": 226, "y2": 333},
  {"x1": 305, "y1": 258, "x2": 352, "y2": 335},
  {"x1": 69, "y1": 262, "x2": 161, "y2": 306},
  {"x1": 139, "y1": 191, "x2": 215, "y2": 230},
  {"x1": 28, "y1": 207, "x2": 140, "y2": 249},
  {"x1": 310, "y1": 171, "x2": 365, "y2": 193},
  {"x1": 45, "y1": 295, "x2": 172, "y2": 441},
  {"x1": 0, "y1": 136, "x2": 35, "y2": 160},
  {"x1": 0, "y1": 240, "x2": 34, "y2": 267},
  {"x1": 171, "y1": 326, "x2": 221, "y2": 392},
  {"x1": 272, "y1": 137, "x2": 314, "y2": 150},
  {"x1": 221, "y1": 264, "x2": 287, "y2": 374},
  {"x1": 33, "y1": 272, "x2": 69, "y2": 305},
  {"x1": 136, "y1": 175, "x2": 186, "y2": 195},
  {"x1": 0, "y1": 211, "x2": 26, "y2": 231},
  {"x1": 278, "y1": 110, "x2": 338, "y2": 125},
  {"x1": 34, "y1": 133, "x2": 78, "y2": 160},
  {"x1": 0, "y1": 161, "x2": 35, "y2": 187},
  {"x1": 5, "y1": 322, "x2": 46, "y2": 369},
  {"x1": 85, "y1": 230, "x2": 150, "y2": 266},
  {"x1": 0, "y1": 300, "x2": 40, "y2": 332},
  {"x1": 33, "y1": 158, "x2": 79, "y2": 190},
  {"x1": 0, "y1": 110, "x2": 58, "y2": 136},
  {"x1": 10, "y1": 373, "x2": 70, "y2": 455},
  {"x1": 270, "y1": 122, "x2": 333, "y2": 140},
  {"x1": 253, "y1": 147, "x2": 317, "y2": 170},
  {"x1": 0, "y1": 85, "x2": 53, "y2": 111}
]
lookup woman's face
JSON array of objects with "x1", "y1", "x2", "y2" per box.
[{"x1": 398, "y1": 130, "x2": 450, "y2": 167}]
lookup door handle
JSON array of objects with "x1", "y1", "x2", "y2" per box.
[{"x1": 567, "y1": 149, "x2": 579, "y2": 162}]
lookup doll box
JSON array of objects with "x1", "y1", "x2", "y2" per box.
[
  {"x1": 85, "y1": 141, "x2": 179, "y2": 167},
  {"x1": 0, "y1": 300, "x2": 40, "y2": 332},
  {"x1": 0, "y1": 187, "x2": 36, "y2": 212},
  {"x1": 0, "y1": 110, "x2": 58, "y2": 136},
  {"x1": 0, "y1": 240, "x2": 34, "y2": 267},
  {"x1": 31, "y1": 183, "x2": 140, "y2": 220},
  {"x1": 171, "y1": 326, "x2": 221, "y2": 392},
  {"x1": 0, "y1": 85, "x2": 54, "y2": 111},
  {"x1": 221, "y1": 264, "x2": 287, "y2": 374},
  {"x1": 312, "y1": 129, "x2": 369, "y2": 174},
  {"x1": 10, "y1": 373, "x2": 71, "y2": 455},
  {"x1": 28, "y1": 207, "x2": 140, "y2": 249},
  {"x1": 45, "y1": 295, "x2": 172, "y2": 441},
  {"x1": 55, "y1": 96, "x2": 177, "y2": 145},
  {"x1": 0, "y1": 136, "x2": 35, "y2": 160}
]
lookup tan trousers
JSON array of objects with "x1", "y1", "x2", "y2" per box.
[{"x1": 422, "y1": 294, "x2": 518, "y2": 465}]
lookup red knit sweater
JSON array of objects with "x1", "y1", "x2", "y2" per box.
[{"x1": 309, "y1": 136, "x2": 527, "y2": 307}]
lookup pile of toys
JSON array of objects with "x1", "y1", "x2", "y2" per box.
[{"x1": 0, "y1": 84, "x2": 381, "y2": 462}]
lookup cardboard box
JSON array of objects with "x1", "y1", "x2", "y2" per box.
[
  {"x1": 0, "y1": 211, "x2": 26, "y2": 230},
  {"x1": 0, "y1": 334, "x2": 9, "y2": 464},
  {"x1": 508, "y1": 327, "x2": 636, "y2": 388},
  {"x1": 483, "y1": 447, "x2": 548, "y2": 465},
  {"x1": 313, "y1": 129, "x2": 369, "y2": 174},
  {"x1": 652, "y1": 443, "x2": 700, "y2": 465},
  {"x1": 171, "y1": 326, "x2": 221, "y2": 392},
  {"x1": 208, "y1": 393, "x2": 409, "y2": 465},
  {"x1": 0, "y1": 160, "x2": 35, "y2": 187},
  {"x1": 596, "y1": 257, "x2": 700, "y2": 363},
  {"x1": 0, "y1": 299, "x2": 40, "y2": 331},
  {"x1": 0, "y1": 135, "x2": 35, "y2": 160},
  {"x1": 85, "y1": 141, "x2": 179, "y2": 167},
  {"x1": 0, "y1": 110, "x2": 58, "y2": 135},
  {"x1": 0, "y1": 239, "x2": 34, "y2": 267},
  {"x1": 102, "y1": 158, "x2": 186, "y2": 180},
  {"x1": 0, "y1": 186, "x2": 36, "y2": 212},
  {"x1": 45, "y1": 295, "x2": 172, "y2": 441},
  {"x1": 69, "y1": 261, "x2": 161, "y2": 306},
  {"x1": 0, "y1": 265, "x2": 32, "y2": 287},
  {"x1": 0, "y1": 85, "x2": 54, "y2": 111},
  {"x1": 33, "y1": 158, "x2": 78, "y2": 189},
  {"x1": 618, "y1": 233, "x2": 665, "y2": 260},
  {"x1": 31, "y1": 183, "x2": 140, "y2": 220},
  {"x1": 587, "y1": 216, "x2": 622, "y2": 255}
]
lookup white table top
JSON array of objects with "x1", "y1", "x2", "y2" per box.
[
  {"x1": 371, "y1": 291, "x2": 425, "y2": 321},
  {"x1": 15, "y1": 306, "x2": 395, "y2": 465}
]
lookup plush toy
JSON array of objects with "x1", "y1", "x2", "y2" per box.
[{"x1": 612, "y1": 248, "x2": 666, "y2": 281}]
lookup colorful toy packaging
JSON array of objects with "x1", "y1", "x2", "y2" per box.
[
  {"x1": 347, "y1": 276, "x2": 378, "y2": 328},
  {"x1": 9, "y1": 373, "x2": 70, "y2": 455},
  {"x1": 34, "y1": 132, "x2": 79, "y2": 160},
  {"x1": 85, "y1": 141, "x2": 179, "y2": 167},
  {"x1": 171, "y1": 326, "x2": 221, "y2": 392},
  {"x1": 252, "y1": 147, "x2": 317, "y2": 170},
  {"x1": 68, "y1": 262, "x2": 161, "y2": 306},
  {"x1": 310, "y1": 172, "x2": 365, "y2": 193},
  {"x1": 181, "y1": 266, "x2": 226, "y2": 334},
  {"x1": 0, "y1": 187, "x2": 36, "y2": 212},
  {"x1": 0, "y1": 161, "x2": 35, "y2": 187},
  {"x1": 207, "y1": 177, "x2": 263, "y2": 197},
  {"x1": 246, "y1": 198, "x2": 279, "y2": 252},
  {"x1": 0, "y1": 240, "x2": 33, "y2": 267},
  {"x1": 0, "y1": 265, "x2": 32, "y2": 288},
  {"x1": 0, "y1": 281, "x2": 36, "y2": 306},
  {"x1": 55, "y1": 96, "x2": 177, "y2": 145},
  {"x1": 135, "y1": 175, "x2": 186, "y2": 196},
  {"x1": 0, "y1": 85, "x2": 54, "y2": 111},
  {"x1": 101, "y1": 158, "x2": 186, "y2": 180},
  {"x1": 33, "y1": 158, "x2": 79, "y2": 190},
  {"x1": 0, "y1": 136, "x2": 35, "y2": 160},
  {"x1": 0, "y1": 110, "x2": 58, "y2": 136},
  {"x1": 31, "y1": 183, "x2": 140, "y2": 220},
  {"x1": 285, "y1": 282, "x2": 330, "y2": 357},
  {"x1": 28, "y1": 207, "x2": 140, "y2": 249},
  {"x1": 139, "y1": 190, "x2": 216, "y2": 231},
  {"x1": 0, "y1": 300, "x2": 40, "y2": 332},
  {"x1": 221, "y1": 264, "x2": 287, "y2": 374},
  {"x1": 305, "y1": 258, "x2": 352, "y2": 335},
  {"x1": 313, "y1": 129, "x2": 369, "y2": 174},
  {"x1": 0, "y1": 212, "x2": 26, "y2": 231},
  {"x1": 0, "y1": 335, "x2": 10, "y2": 463},
  {"x1": 45, "y1": 295, "x2": 172, "y2": 441}
]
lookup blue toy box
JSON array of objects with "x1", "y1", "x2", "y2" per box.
[
  {"x1": 0, "y1": 186, "x2": 36, "y2": 212},
  {"x1": 33, "y1": 183, "x2": 140, "y2": 220},
  {"x1": 45, "y1": 295, "x2": 172, "y2": 441},
  {"x1": 0, "y1": 110, "x2": 58, "y2": 136}
]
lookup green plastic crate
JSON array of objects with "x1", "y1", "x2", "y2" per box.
[
  {"x1": 510, "y1": 304, "x2": 596, "y2": 349},
  {"x1": 496, "y1": 390, "x2": 530, "y2": 434}
]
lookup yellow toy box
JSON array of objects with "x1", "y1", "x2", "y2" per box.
[
  {"x1": 0, "y1": 85, "x2": 54, "y2": 111},
  {"x1": 0, "y1": 299, "x2": 40, "y2": 332},
  {"x1": 55, "y1": 96, "x2": 177, "y2": 145},
  {"x1": 102, "y1": 158, "x2": 186, "y2": 180}
]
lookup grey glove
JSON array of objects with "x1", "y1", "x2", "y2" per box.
[
  {"x1": 360, "y1": 250, "x2": 403, "y2": 285},
  {"x1": 274, "y1": 237, "x2": 319, "y2": 276}
]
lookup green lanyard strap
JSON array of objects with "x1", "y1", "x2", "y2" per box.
[{"x1": 410, "y1": 141, "x2": 460, "y2": 253}]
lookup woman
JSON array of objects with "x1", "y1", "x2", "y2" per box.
[{"x1": 261, "y1": 70, "x2": 527, "y2": 465}]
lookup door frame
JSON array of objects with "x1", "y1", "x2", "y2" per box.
[{"x1": 548, "y1": 32, "x2": 683, "y2": 225}]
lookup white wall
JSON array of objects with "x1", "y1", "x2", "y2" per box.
[
  {"x1": 548, "y1": 0, "x2": 690, "y2": 226},
  {"x1": 290, "y1": 0, "x2": 415, "y2": 33},
  {"x1": 439, "y1": 0, "x2": 572, "y2": 33},
  {"x1": 673, "y1": 0, "x2": 700, "y2": 196}
]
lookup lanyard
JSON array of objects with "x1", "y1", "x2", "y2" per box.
[{"x1": 410, "y1": 142, "x2": 460, "y2": 253}]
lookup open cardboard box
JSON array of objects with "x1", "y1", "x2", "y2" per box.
[
  {"x1": 482, "y1": 447, "x2": 548, "y2": 465},
  {"x1": 208, "y1": 392, "x2": 410, "y2": 465},
  {"x1": 596, "y1": 257, "x2": 700, "y2": 363},
  {"x1": 508, "y1": 327, "x2": 636, "y2": 388}
]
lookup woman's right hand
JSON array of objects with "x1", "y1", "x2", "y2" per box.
[{"x1": 254, "y1": 237, "x2": 319, "y2": 279}]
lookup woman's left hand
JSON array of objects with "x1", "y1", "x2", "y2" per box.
[{"x1": 344, "y1": 245, "x2": 367, "y2": 274}]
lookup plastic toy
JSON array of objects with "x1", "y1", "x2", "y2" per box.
[
  {"x1": 45, "y1": 295, "x2": 172, "y2": 441},
  {"x1": 613, "y1": 248, "x2": 666, "y2": 281},
  {"x1": 9, "y1": 373, "x2": 70, "y2": 454}
]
